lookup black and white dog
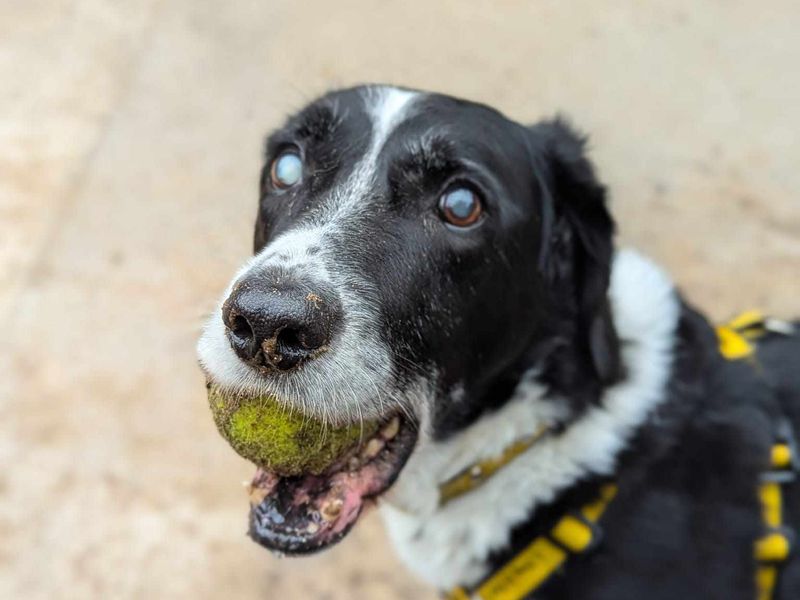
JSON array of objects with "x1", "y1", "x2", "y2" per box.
[{"x1": 197, "y1": 85, "x2": 800, "y2": 599}]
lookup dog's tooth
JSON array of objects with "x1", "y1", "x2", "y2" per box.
[
  {"x1": 321, "y1": 499, "x2": 343, "y2": 521},
  {"x1": 381, "y1": 416, "x2": 400, "y2": 440},
  {"x1": 348, "y1": 456, "x2": 361, "y2": 470},
  {"x1": 248, "y1": 485, "x2": 270, "y2": 506},
  {"x1": 363, "y1": 438, "x2": 384, "y2": 459}
]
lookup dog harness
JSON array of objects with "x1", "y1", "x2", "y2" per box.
[
  {"x1": 445, "y1": 483, "x2": 617, "y2": 600},
  {"x1": 438, "y1": 424, "x2": 553, "y2": 507},
  {"x1": 444, "y1": 310, "x2": 795, "y2": 600},
  {"x1": 717, "y1": 311, "x2": 796, "y2": 600}
]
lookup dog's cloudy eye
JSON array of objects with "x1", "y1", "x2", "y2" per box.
[
  {"x1": 270, "y1": 152, "x2": 303, "y2": 189},
  {"x1": 439, "y1": 187, "x2": 483, "y2": 227}
]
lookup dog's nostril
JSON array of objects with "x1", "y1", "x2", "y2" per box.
[
  {"x1": 276, "y1": 327, "x2": 301, "y2": 350},
  {"x1": 231, "y1": 314, "x2": 254, "y2": 341},
  {"x1": 276, "y1": 326, "x2": 326, "y2": 354},
  {"x1": 264, "y1": 324, "x2": 329, "y2": 371}
]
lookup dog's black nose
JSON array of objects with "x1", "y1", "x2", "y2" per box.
[{"x1": 221, "y1": 274, "x2": 342, "y2": 371}]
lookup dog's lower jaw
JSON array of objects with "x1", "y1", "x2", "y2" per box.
[{"x1": 379, "y1": 249, "x2": 681, "y2": 590}]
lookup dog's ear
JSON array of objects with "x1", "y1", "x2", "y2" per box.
[{"x1": 530, "y1": 118, "x2": 622, "y2": 386}]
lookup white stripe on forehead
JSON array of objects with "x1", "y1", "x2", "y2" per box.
[
  {"x1": 337, "y1": 86, "x2": 418, "y2": 203},
  {"x1": 365, "y1": 86, "x2": 418, "y2": 151}
]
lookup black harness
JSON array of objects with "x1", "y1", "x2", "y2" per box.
[{"x1": 444, "y1": 311, "x2": 796, "y2": 600}]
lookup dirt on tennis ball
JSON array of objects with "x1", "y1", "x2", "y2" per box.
[{"x1": 208, "y1": 385, "x2": 379, "y2": 476}]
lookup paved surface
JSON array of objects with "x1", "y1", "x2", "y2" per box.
[{"x1": 1, "y1": 2, "x2": 798, "y2": 598}]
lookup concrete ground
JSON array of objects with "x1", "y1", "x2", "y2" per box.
[{"x1": 1, "y1": 1, "x2": 798, "y2": 598}]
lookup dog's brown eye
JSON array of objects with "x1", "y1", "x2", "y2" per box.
[
  {"x1": 270, "y1": 151, "x2": 303, "y2": 189},
  {"x1": 439, "y1": 187, "x2": 483, "y2": 227}
]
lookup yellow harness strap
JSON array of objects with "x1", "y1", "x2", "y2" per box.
[
  {"x1": 755, "y1": 443, "x2": 794, "y2": 600},
  {"x1": 716, "y1": 309, "x2": 764, "y2": 360},
  {"x1": 716, "y1": 310, "x2": 795, "y2": 361},
  {"x1": 446, "y1": 484, "x2": 617, "y2": 600},
  {"x1": 717, "y1": 311, "x2": 795, "y2": 600},
  {"x1": 439, "y1": 424, "x2": 552, "y2": 507},
  {"x1": 444, "y1": 310, "x2": 793, "y2": 600}
]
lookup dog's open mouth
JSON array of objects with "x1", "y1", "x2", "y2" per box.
[{"x1": 246, "y1": 414, "x2": 417, "y2": 554}]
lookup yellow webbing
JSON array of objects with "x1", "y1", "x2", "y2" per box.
[
  {"x1": 446, "y1": 484, "x2": 617, "y2": 600},
  {"x1": 439, "y1": 425, "x2": 551, "y2": 507},
  {"x1": 755, "y1": 444, "x2": 794, "y2": 600},
  {"x1": 716, "y1": 311, "x2": 793, "y2": 600},
  {"x1": 717, "y1": 325, "x2": 756, "y2": 360},
  {"x1": 716, "y1": 310, "x2": 766, "y2": 360},
  {"x1": 444, "y1": 311, "x2": 793, "y2": 600}
]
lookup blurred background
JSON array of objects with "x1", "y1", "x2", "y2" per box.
[{"x1": 1, "y1": 1, "x2": 798, "y2": 598}]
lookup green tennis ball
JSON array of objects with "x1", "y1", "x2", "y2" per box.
[{"x1": 208, "y1": 385, "x2": 378, "y2": 476}]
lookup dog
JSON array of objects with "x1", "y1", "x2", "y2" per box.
[{"x1": 197, "y1": 84, "x2": 800, "y2": 599}]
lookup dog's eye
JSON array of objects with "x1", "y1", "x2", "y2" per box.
[
  {"x1": 270, "y1": 152, "x2": 303, "y2": 189},
  {"x1": 439, "y1": 187, "x2": 483, "y2": 227}
]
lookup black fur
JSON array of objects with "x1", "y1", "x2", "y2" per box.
[
  {"x1": 237, "y1": 86, "x2": 800, "y2": 597},
  {"x1": 253, "y1": 88, "x2": 623, "y2": 438},
  {"x1": 489, "y1": 306, "x2": 800, "y2": 599}
]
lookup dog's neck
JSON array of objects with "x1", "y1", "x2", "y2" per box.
[{"x1": 380, "y1": 249, "x2": 681, "y2": 590}]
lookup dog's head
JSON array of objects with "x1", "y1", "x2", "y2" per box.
[{"x1": 197, "y1": 85, "x2": 620, "y2": 554}]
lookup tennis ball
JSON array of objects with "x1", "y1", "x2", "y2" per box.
[{"x1": 208, "y1": 385, "x2": 378, "y2": 476}]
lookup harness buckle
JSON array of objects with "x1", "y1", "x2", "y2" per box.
[
  {"x1": 762, "y1": 469, "x2": 796, "y2": 485},
  {"x1": 764, "y1": 318, "x2": 795, "y2": 336}
]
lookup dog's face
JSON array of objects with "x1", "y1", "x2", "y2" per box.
[{"x1": 198, "y1": 85, "x2": 618, "y2": 554}]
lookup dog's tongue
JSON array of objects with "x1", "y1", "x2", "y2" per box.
[{"x1": 247, "y1": 461, "x2": 384, "y2": 554}]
